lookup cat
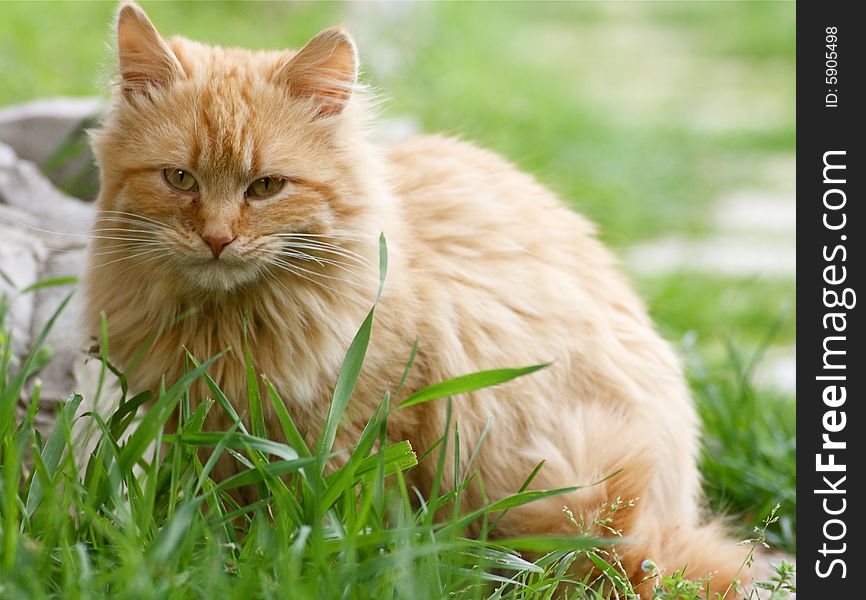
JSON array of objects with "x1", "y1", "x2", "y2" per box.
[{"x1": 83, "y1": 2, "x2": 749, "y2": 596}]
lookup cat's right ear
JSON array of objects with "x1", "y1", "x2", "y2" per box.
[
  {"x1": 116, "y1": 1, "x2": 183, "y2": 97},
  {"x1": 274, "y1": 27, "x2": 359, "y2": 119}
]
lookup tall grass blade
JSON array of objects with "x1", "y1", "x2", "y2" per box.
[
  {"x1": 243, "y1": 317, "x2": 267, "y2": 439},
  {"x1": 117, "y1": 353, "x2": 223, "y2": 475},
  {"x1": 0, "y1": 293, "x2": 73, "y2": 433},
  {"x1": 317, "y1": 234, "x2": 388, "y2": 461},
  {"x1": 399, "y1": 364, "x2": 549, "y2": 409},
  {"x1": 24, "y1": 393, "x2": 83, "y2": 517}
]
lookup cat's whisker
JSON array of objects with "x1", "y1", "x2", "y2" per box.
[
  {"x1": 273, "y1": 231, "x2": 372, "y2": 241},
  {"x1": 267, "y1": 259, "x2": 356, "y2": 300},
  {"x1": 91, "y1": 220, "x2": 160, "y2": 232},
  {"x1": 273, "y1": 238, "x2": 372, "y2": 267},
  {"x1": 109, "y1": 251, "x2": 175, "y2": 280},
  {"x1": 278, "y1": 236, "x2": 371, "y2": 257},
  {"x1": 92, "y1": 213, "x2": 161, "y2": 223},
  {"x1": 90, "y1": 227, "x2": 157, "y2": 234},
  {"x1": 0, "y1": 214, "x2": 96, "y2": 240},
  {"x1": 90, "y1": 230, "x2": 157, "y2": 237},
  {"x1": 269, "y1": 257, "x2": 361, "y2": 286},
  {"x1": 89, "y1": 227, "x2": 159, "y2": 237},
  {"x1": 88, "y1": 246, "x2": 171, "y2": 270},
  {"x1": 89, "y1": 251, "x2": 169, "y2": 272},
  {"x1": 87, "y1": 242, "x2": 166, "y2": 258},
  {"x1": 287, "y1": 255, "x2": 363, "y2": 276},
  {"x1": 263, "y1": 244, "x2": 366, "y2": 269},
  {"x1": 259, "y1": 264, "x2": 294, "y2": 298},
  {"x1": 272, "y1": 249, "x2": 328, "y2": 268},
  {"x1": 88, "y1": 235, "x2": 163, "y2": 244},
  {"x1": 40, "y1": 231, "x2": 161, "y2": 255},
  {"x1": 259, "y1": 248, "x2": 366, "y2": 277},
  {"x1": 0, "y1": 211, "x2": 168, "y2": 244},
  {"x1": 260, "y1": 246, "x2": 354, "y2": 269},
  {"x1": 94, "y1": 210, "x2": 167, "y2": 228},
  {"x1": 92, "y1": 216, "x2": 162, "y2": 229},
  {"x1": 88, "y1": 249, "x2": 163, "y2": 262},
  {"x1": 268, "y1": 260, "x2": 341, "y2": 295},
  {"x1": 91, "y1": 220, "x2": 165, "y2": 236},
  {"x1": 36, "y1": 247, "x2": 87, "y2": 254},
  {"x1": 283, "y1": 247, "x2": 370, "y2": 270},
  {"x1": 272, "y1": 232, "x2": 371, "y2": 247},
  {"x1": 88, "y1": 243, "x2": 164, "y2": 258}
]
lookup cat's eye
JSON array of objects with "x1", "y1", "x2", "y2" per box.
[
  {"x1": 163, "y1": 168, "x2": 198, "y2": 192},
  {"x1": 246, "y1": 177, "x2": 286, "y2": 199}
]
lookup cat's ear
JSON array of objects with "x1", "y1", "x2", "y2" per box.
[
  {"x1": 116, "y1": 1, "x2": 183, "y2": 96},
  {"x1": 275, "y1": 27, "x2": 359, "y2": 118}
]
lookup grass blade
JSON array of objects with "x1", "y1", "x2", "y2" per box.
[
  {"x1": 399, "y1": 364, "x2": 549, "y2": 409},
  {"x1": 117, "y1": 353, "x2": 223, "y2": 475},
  {"x1": 0, "y1": 292, "x2": 73, "y2": 434},
  {"x1": 243, "y1": 317, "x2": 267, "y2": 439},
  {"x1": 317, "y1": 233, "x2": 388, "y2": 461},
  {"x1": 167, "y1": 431, "x2": 299, "y2": 463},
  {"x1": 495, "y1": 535, "x2": 614, "y2": 553},
  {"x1": 24, "y1": 394, "x2": 83, "y2": 517}
]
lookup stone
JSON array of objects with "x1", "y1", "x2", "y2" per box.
[
  {"x1": 0, "y1": 141, "x2": 94, "y2": 235},
  {"x1": 30, "y1": 247, "x2": 89, "y2": 408},
  {"x1": 0, "y1": 221, "x2": 46, "y2": 357},
  {"x1": 0, "y1": 97, "x2": 103, "y2": 164},
  {"x1": 1, "y1": 134, "x2": 95, "y2": 429},
  {"x1": 0, "y1": 97, "x2": 103, "y2": 200}
]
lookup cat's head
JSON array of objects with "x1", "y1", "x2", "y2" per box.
[{"x1": 89, "y1": 1, "x2": 376, "y2": 295}]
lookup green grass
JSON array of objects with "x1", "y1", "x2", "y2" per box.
[
  {"x1": 636, "y1": 272, "x2": 796, "y2": 550},
  {"x1": 378, "y1": 2, "x2": 795, "y2": 246},
  {"x1": 694, "y1": 359, "x2": 796, "y2": 553},
  {"x1": 0, "y1": 268, "x2": 795, "y2": 598},
  {"x1": 641, "y1": 274, "x2": 795, "y2": 358}
]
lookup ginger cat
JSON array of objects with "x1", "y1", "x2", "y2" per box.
[{"x1": 84, "y1": 2, "x2": 749, "y2": 596}]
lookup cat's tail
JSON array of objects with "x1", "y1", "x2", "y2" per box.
[
  {"x1": 621, "y1": 516, "x2": 752, "y2": 599},
  {"x1": 572, "y1": 422, "x2": 750, "y2": 598}
]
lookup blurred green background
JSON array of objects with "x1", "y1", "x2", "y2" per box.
[{"x1": 0, "y1": 1, "x2": 796, "y2": 549}]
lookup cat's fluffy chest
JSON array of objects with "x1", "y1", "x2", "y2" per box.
[{"x1": 110, "y1": 283, "x2": 372, "y2": 434}]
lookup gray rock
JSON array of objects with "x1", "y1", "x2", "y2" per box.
[
  {"x1": 0, "y1": 97, "x2": 103, "y2": 164},
  {"x1": 0, "y1": 222, "x2": 46, "y2": 357},
  {"x1": 0, "y1": 140, "x2": 94, "y2": 235},
  {"x1": 0, "y1": 135, "x2": 95, "y2": 425},
  {"x1": 31, "y1": 248, "x2": 88, "y2": 408},
  {"x1": 0, "y1": 97, "x2": 104, "y2": 200}
]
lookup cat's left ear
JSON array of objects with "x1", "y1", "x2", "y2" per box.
[
  {"x1": 275, "y1": 27, "x2": 359, "y2": 118},
  {"x1": 116, "y1": 1, "x2": 183, "y2": 97}
]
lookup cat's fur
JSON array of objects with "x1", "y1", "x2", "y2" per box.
[{"x1": 84, "y1": 2, "x2": 749, "y2": 596}]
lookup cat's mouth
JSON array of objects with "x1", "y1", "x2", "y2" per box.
[{"x1": 183, "y1": 253, "x2": 260, "y2": 292}]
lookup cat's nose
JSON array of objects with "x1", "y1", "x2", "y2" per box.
[{"x1": 202, "y1": 233, "x2": 236, "y2": 258}]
